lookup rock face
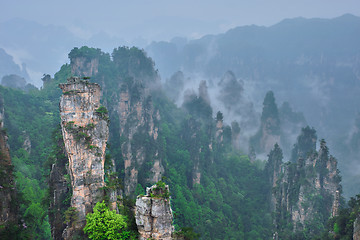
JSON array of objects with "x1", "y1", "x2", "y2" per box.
[
  {"x1": 251, "y1": 91, "x2": 281, "y2": 154},
  {"x1": 59, "y1": 77, "x2": 109, "y2": 237},
  {"x1": 135, "y1": 184, "x2": 174, "y2": 240},
  {"x1": 215, "y1": 113, "x2": 224, "y2": 144},
  {"x1": 164, "y1": 71, "x2": 185, "y2": 103},
  {"x1": 70, "y1": 55, "x2": 99, "y2": 77},
  {"x1": 117, "y1": 78, "x2": 163, "y2": 196},
  {"x1": 267, "y1": 128, "x2": 341, "y2": 237},
  {"x1": 354, "y1": 216, "x2": 360, "y2": 240},
  {"x1": 48, "y1": 130, "x2": 71, "y2": 240},
  {"x1": 290, "y1": 126, "x2": 316, "y2": 162},
  {"x1": 0, "y1": 96, "x2": 17, "y2": 232},
  {"x1": 66, "y1": 46, "x2": 165, "y2": 197}
]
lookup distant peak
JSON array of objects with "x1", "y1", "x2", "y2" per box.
[{"x1": 333, "y1": 13, "x2": 360, "y2": 22}]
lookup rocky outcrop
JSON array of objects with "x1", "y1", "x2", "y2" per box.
[
  {"x1": 117, "y1": 79, "x2": 163, "y2": 196},
  {"x1": 0, "y1": 96, "x2": 17, "y2": 232},
  {"x1": 267, "y1": 128, "x2": 341, "y2": 237},
  {"x1": 48, "y1": 131, "x2": 70, "y2": 240},
  {"x1": 290, "y1": 126, "x2": 316, "y2": 162},
  {"x1": 215, "y1": 111, "x2": 224, "y2": 144},
  {"x1": 354, "y1": 215, "x2": 360, "y2": 240},
  {"x1": 135, "y1": 183, "x2": 174, "y2": 240},
  {"x1": 231, "y1": 121, "x2": 241, "y2": 149},
  {"x1": 250, "y1": 91, "x2": 281, "y2": 154},
  {"x1": 265, "y1": 143, "x2": 283, "y2": 212},
  {"x1": 66, "y1": 46, "x2": 164, "y2": 197},
  {"x1": 279, "y1": 102, "x2": 307, "y2": 157},
  {"x1": 59, "y1": 77, "x2": 109, "y2": 237},
  {"x1": 69, "y1": 47, "x2": 99, "y2": 77},
  {"x1": 164, "y1": 71, "x2": 185, "y2": 103},
  {"x1": 71, "y1": 57, "x2": 99, "y2": 77}
]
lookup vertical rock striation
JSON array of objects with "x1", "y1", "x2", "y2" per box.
[
  {"x1": 354, "y1": 216, "x2": 360, "y2": 240},
  {"x1": 48, "y1": 130, "x2": 70, "y2": 240},
  {"x1": 68, "y1": 47, "x2": 100, "y2": 77},
  {"x1": 117, "y1": 79, "x2": 163, "y2": 196},
  {"x1": 267, "y1": 127, "x2": 341, "y2": 237},
  {"x1": 251, "y1": 91, "x2": 281, "y2": 155},
  {"x1": 0, "y1": 96, "x2": 17, "y2": 233},
  {"x1": 135, "y1": 183, "x2": 174, "y2": 240},
  {"x1": 59, "y1": 77, "x2": 109, "y2": 237},
  {"x1": 67, "y1": 46, "x2": 165, "y2": 197}
]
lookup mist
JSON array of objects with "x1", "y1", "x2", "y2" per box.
[{"x1": 1, "y1": 0, "x2": 360, "y2": 200}]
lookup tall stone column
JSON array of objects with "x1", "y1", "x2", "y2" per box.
[{"x1": 59, "y1": 77, "x2": 109, "y2": 238}]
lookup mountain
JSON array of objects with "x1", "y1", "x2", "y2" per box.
[
  {"x1": 147, "y1": 14, "x2": 360, "y2": 197},
  {"x1": 0, "y1": 48, "x2": 29, "y2": 80},
  {"x1": 0, "y1": 14, "x2": 359, "y2": 239}
]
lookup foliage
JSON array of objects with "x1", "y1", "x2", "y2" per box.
[
  {"x1": 215, "y1": 111, "x2": 223, "y2": 122},
  {"x1": 150, "y1": 180, "x2": 170, "y2": 199},
  {"x1": 68, "y1": 46, "x2": 104, "y2": 61},
  {"x1": 174, "y1": 227, "x2": 201, "y2": 240},
  {"x1": 112, "y1": 46, "x2": 157, "y2": 81},
  {"x1": 84, "y1": 201, "x2": 131, "y2": 240},
  {"x1": 95, "y1": 106, "x2": 109, "y2": 121},
  {"x1": 182, "y1": 92, "x2": 213, "y2": 121},
  {"x1": 313, "y1": 195, "x2": 360, "y2": 239},
  {"x1": 250, "y1": 90, "x2": 280, "y2": 152},
  {"x1": 0, "y1": 84, "x2": 61, "y2": 238},
  {"x1": 64, "y1": 207, "x2": 78, "y2": 226},
  {"x1": 1, "y1": 44, "x2": 351, "y2": 240},
  {"x1": 291, "y1": 126, "x2": 317, "y2": 162}
]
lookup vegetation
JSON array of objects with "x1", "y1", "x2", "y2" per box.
[
  {"x1": 150, "y1": 180, "x2": 170, "y2": 199},
  {"x1": 84, "y1": 201, "x2": 133, "y2": 240},
  {"x1": 250, "y1": 90, "x2": 281, "y2": 153},
  {"x1": 0, "y1": 45, "x2": 358, "y2": 240},
  {"x1": 313, "y1": 195, "x2": 360, "y2": 239},
  {"x1": 95, "y1": 106, "x2": 109, "y2": 121},
  {"x1": 0, "y1": 85, "x2": 58, "y2": 239}
]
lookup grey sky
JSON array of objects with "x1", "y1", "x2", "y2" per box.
[{"x1": 2, "y1": 0, "x2": 360, "y2": 42}]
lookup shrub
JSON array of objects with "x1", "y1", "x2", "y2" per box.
[{"x1": 84, "y1": 201, "x2": 130, "y2": 239}]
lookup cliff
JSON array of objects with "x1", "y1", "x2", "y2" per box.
[
  {"x1": 48, "y1": 129, "x2": 71, "y2": 240},
  {"x1": 251, "y1": 91, "x2": 281, "y2": 154},
  {"x1": 58, "y1": 77, "x2": 109, "y2": 238},
  {"x1": 0, "y1": 96, "x2": 17, "y2": 234},
  {"x1": 267, "y1": 127, "x2": 341, "y2": 237},
  {"x1": 117, "y1": 81, "x2": 164, "y2": 196},
  {"x1": 66, "y1": 46, "x2": 165, "y2": 197},
  {"x1": 68, "y1": 47, "x2": 100, "y2": 77},
  {"x1": 354, "y1": 215, "x2": 360, "y2": 240},
  {"x1": 135, "y1": 182, "x2": 174, "y2": 240}
]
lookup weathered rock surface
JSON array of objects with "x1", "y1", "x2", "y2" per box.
[
  {"x1": 70, "y1": 57, "x2": 99, "y2": 77},
  {"x1": 215, "y1": 115, "x2": 223, "y2": 144},
  {"x1": 48, "y1": 131, "x2": 70, "y2": 240},
  {"x1": 267, "y1": 128, "x2": 341, "y2": 236},
  {"x1": 251, "y1": 91, "x2": 281, "y2": 155},
  {"x1": 354, "y1": 215, "x2": 360, "y2": 240},
  {"x1": 59, "y1": 77, "x2": 109, "y2": 237},
  {"x1": 117, "y1": 81, "x2": 163, "y2": 196},
  {"x1": 0, "y1": 96, "x2": 17, "y2": 232},
  {"x1": 135, "y1": 184, "x2": 174, "y2": 240}
]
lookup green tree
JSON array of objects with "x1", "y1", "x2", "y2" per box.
[{"x1": 84, "y1": 201, "x2": 130, "y2": 240}]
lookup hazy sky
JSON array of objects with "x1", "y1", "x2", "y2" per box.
[{"x1": 2, "y1": 0, "x2": 360, "y2": 42}]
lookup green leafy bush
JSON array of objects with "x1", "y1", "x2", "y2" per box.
[
  {"x1": 95, "y1": 106, "x2": 109, "y2": 121},
  {"x1": 84, "y1": 201, "x2": 130, "y2": 239}
]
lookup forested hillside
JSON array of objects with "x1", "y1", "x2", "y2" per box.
[{"x1": 0, "y1": 45, "x2": 358, "y2": 240}]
